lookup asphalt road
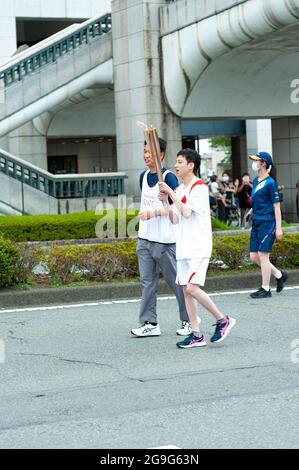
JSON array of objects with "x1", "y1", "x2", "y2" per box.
[{"x1": 0, "y1": 286, "x2": 299, "y2": 449}]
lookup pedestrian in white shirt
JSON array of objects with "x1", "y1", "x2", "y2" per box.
[{"x1": 159, "y1": 149, "x2": 236, "y2": 349}]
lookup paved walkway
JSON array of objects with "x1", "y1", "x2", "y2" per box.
[{"x1": 0, "y1": 286, "x2": 298, "y2": 448}]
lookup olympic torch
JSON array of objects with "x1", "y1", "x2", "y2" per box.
[
  {"x1": 137, "y1": 121, "x2": 163, "y2": 182},
  {"x1": 137, "y1": 121, "x2": 169, "y2": 209}
]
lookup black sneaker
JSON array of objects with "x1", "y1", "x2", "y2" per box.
[
  {"x1": 276, "y1": 271, "x2": 288, "y2": 293},
  {"x1": 250, "y1": 287, "x2": 272, "y2": 299}
]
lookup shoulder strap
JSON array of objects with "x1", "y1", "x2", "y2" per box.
[
  {"x1": 163, "y1": 169, "x2": 170, "y2": 180},
  {"x1": 189, "y1": 179, "x2": 208, "y2": 193}
]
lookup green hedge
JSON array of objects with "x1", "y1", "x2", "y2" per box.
[
  {"x1": 0, "y1": 210, "x2": 139, "y2": 242},
  {"x1": 0, "y1": 211, "x2": 230, "y2": 243},
  {"x1": 9, "y1": 233, "x2": 299, "y2": 287},
  {"x1": 0, "y1": 236, "x2": 19, "y2": 287}
]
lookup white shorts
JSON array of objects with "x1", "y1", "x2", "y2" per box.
[{"x1": 176, "y1": 258, "x2": 210, "y2": 286}]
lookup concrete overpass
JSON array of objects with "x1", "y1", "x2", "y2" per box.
[
  {"x1": 161, "y1": 0, "x2": 299, "y2": 119},
  {"x1": 0, "y1": 0, "x2": 298, "y2": 220},
  {"x1": 158, "y1": 0, "x2": 299, "y2": 220},
  {"x1": 0, "y1": 15, "x2": 113, "y2": 137}
]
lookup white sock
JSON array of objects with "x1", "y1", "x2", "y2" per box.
[
  {"x1": 262, "y1": 285, "x2": 270, "y2": 291},
  {"x1": 275, "y1": 271, "x2": 282, "y2": 279}
]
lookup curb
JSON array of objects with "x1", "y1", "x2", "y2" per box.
[
  {"x1": 1, "y1": 270, "x2": 299, "y2": 309},
  {"x1": 14, "y1": 224, "x2": 299, "y2": 247}
]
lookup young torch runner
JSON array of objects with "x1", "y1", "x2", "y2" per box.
[{"x1": 158, "y1": 148, "x2": 236, "y2": 349}]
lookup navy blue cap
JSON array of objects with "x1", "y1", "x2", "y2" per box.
[{"x1": 249, "y1": 151, "x2": 273, "y2": 166}]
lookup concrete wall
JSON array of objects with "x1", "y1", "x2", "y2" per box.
[
  {"x1": 0, "y1": 171, "x2": 58, "y2": 215},
  {"x1": 112, "y1": 0, "x2": 182, "y2": 198},
  {"x1": 48, "y1": 89, "x2": 116, "y2": 138},
  {"x1": 0, "y1": 171, "x2": 128, "y2": 216},
  {"x1": 272, "y1": 118, "x2": 299, "y2": 222},
  {"x1": 0, "y1": 0, "x2": 111, "y2": 64},
  {"x1": 9, "y1": 122, "x2": 48, "y2": 170},
  {"x1": 0, "y1": 33, "x2": 113, "y2": 127},
  {"x1": 47, "y1": 138, "x2": 117, "y2": 174}
]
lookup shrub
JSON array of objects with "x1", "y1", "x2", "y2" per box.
[
  {"x1": 40, "y1": 239, "x2": 138, "y2": 284},
  {"x1": 271, "y1": 235, "x2": 299, "y2": 268},
  {"x1": 0, "y1": 211, "x2": 229, "y2": 243},
  {"x1": 0, "y1": 236, "x2": 19, "y2": 287},
  {"x1": 212, "y1": 235, "x2": 250, "y2": 270},
  {"x1": 0, "y1": 210, "x2": 139, "y2": 242},
  {"x1": 4, "y1": 233, "x2": 299, "y2": 288},
  {"x1": 12, "y1": 245, "x2": 47, "y2": 285},
  {"x1": 212, "y1": 218, "x2": 231, "y2": 231}
]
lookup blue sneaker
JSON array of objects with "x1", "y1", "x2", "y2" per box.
[
  {"x1": 176, "y1": 333, "x2": 207, "y2": 349},
  {"x1": 210, "y1": 316, "x2": 236, "y2": 343}
]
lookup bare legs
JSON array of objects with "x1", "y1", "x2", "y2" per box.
[
  {"x1": 250, "y1": 252, "x2": 280, "y2": 287},
  {"x1": 182, "y1": 284, "x2": 224, "y2": 331}
]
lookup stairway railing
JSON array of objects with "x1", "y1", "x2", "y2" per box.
[
  {"x1": 0, "y1": 13, "x2": 112, "y2": 88},
  {"x1": 0, "y1": 149, "x2": 127, "y2": 199}
]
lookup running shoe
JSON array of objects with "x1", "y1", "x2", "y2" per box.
[
  {"x1": 131, "y1": 322, "x2": 161, "y2": 337},
  {"x1": 176, "y1": 317, "x2": 201, "y2": 336},
  {"x1": 250, "y1": 287, "x2": 272, "y2": 298},
  {"x1": 176, "y1": 333, "x2": 207, "y2": 349},
  {"x1": 176, "y1": 321, "x2": 192, "y2": 336},
  {"x1": 276, "y1": 271, "x2": 288, "y2": 293},
  {"x1": 210, "y1": 315, "x2": 236, "y2": 343}
]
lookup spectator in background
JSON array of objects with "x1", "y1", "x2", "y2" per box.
[
  {"x1": 209, "y1": 174, "x2": 227, "y2": 222},
  {"x1": 236, "y1": 172, "x2": 253, "y2": 227},
  {"x1": 218, "y1": 171, "x2": 238, "y2": 222}
]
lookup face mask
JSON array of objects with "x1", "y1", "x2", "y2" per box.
[
  {"x1": 252, "y1": 162, "x2": 259, "y2": 172},
  {"x1": 222, "y1": 176, "x2": 229, "y2": 182}
]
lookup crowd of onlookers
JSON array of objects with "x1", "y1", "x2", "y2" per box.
[{"x1": 206, "y1": 168, "x2": 284, "y2": 227}]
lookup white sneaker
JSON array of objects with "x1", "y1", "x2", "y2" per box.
[
  {"x1": 131, "y1": 323, "x2": 161, "y2": 337},
  {"x1": 176, "y1": 317, "x2": 202, "y2": 336},
  {"x1": 176, "y1": 321, "x2": 192, "y2": 336}
]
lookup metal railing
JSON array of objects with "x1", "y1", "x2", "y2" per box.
[
  {"x1": 0, "y1": 13, "x2": 112, "y2": 88},
  {"x1": 0, "y1": 150, "x2": 127, "y2": 199}
]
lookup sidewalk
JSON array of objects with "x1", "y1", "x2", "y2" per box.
[{"x1": 1, "y1": 269, "x2": 299, "y2": 309}]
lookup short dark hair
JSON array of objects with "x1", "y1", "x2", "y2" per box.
[
  {"x1": 144, "y1": 137, "x2": 167, "y2": 154},
  {"x1": 177, "y1": 148, "x2": 201, "y2": 176}
]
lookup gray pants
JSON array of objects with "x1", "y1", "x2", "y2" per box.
[{"x1": 137, "y1": 238, "x2": 188, "y2": 325}]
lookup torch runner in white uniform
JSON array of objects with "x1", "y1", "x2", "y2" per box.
[
  {"x1": 131, "y1": 137, "x2": 191, "y2": 337},
  {"x1": 159, "y1": 148, "x2": 236, "y2": 349}
]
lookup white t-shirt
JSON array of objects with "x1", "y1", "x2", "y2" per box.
[
  {"x1": 210, "y1": 181, "x2": 220, "y2": 196},
  {"x1": 138, "y1": 170, "x2": 176, "y2": 244},
  {"x1": 174, "y1": 177, "x2": 213, "y2": 260}
]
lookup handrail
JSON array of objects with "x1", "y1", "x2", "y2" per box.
[
  {"x1": 0, "y1": 149, "x2": 127, "y2": 199},
  {"x1": 0, "y1": 13, "x2": 112, "y2": 88}
]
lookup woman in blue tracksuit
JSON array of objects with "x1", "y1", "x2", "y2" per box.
[{"x1": 248, "y1": 152, "x2": 288, "y2": 298}]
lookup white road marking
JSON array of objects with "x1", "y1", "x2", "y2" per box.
[
  {"x1": 0, "y1": 286, "x2": 298, "y2": 314},
  {"x1": 150, "y1": 445, "x2": 180, "y2": 449}
]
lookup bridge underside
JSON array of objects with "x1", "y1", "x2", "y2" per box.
[{"x1": 181, "y1": 22, "x2": 299, "y2": 119}]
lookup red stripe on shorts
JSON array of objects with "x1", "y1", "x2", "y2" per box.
[{"x1": 188, "y1": 272, "x2": 196, "y2": 283}]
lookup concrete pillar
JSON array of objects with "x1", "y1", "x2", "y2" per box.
[
  {"x1": 272, "y1": 118, "x2": 299, "y2": 222},
  {"x1": 9, "y1": 122, "x2": 48, "y2": 170},
  {"x1": 231, "y1": 135, "x2": 247, "y2": 180},
  {"x1": 111, "y1": 0, "x2": 182, "y2": 198},
  {"x1": 246, "y1": 119, "x2": 272, "y2": 179}
]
